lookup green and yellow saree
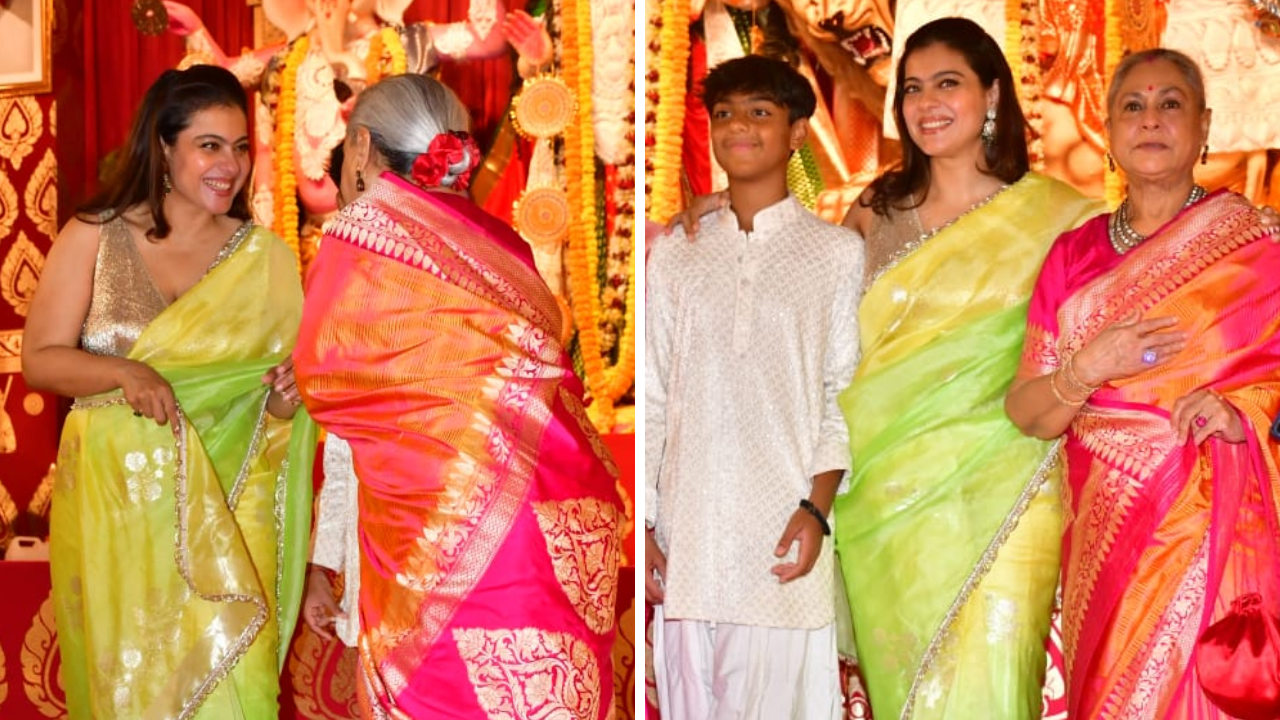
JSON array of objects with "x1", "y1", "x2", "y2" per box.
[{"x1": 49, "y1": 226, "x2": 315, "y2": 720}]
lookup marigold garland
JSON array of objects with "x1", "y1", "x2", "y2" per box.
[
  {"x1": 365, "y1": 27, "x2": 407, "y2": 83},
  {"x1": 651, "y1": 0, "x2": 690, "y2": 222},
  {"x1": 643, "y1": 1, "x2": 661, "y2": 218},
  {"x1": 1007, "y1": 0, "x2": 1044, "y2": 168},
  {"x1": 1104, "y1": 0, "x2": 1124, "y2": 209},
  {"x1": 274, "y1": 36, "x2": 308, "y2": 270},
  {"x1": 562, "y1": 0, "x2": 613, "y2": 428}
]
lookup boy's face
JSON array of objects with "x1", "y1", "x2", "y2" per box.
[{"x1": 708, "y1": 92, "x2": 807, "y2": 183}]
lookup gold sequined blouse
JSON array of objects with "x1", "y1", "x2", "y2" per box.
[
  {"x1": 80, "y1": 217, "x2": 169, "y2": 358},
  {"x1": 80, "y1": 216, "x2": 249, "y2": 357}
]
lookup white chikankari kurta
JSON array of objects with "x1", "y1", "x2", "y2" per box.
[{"x1": 646, "y1": 195, "x2": 864, "y2": 630}]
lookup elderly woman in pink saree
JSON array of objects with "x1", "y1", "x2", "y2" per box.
[
  {"x1": 1006, "y1": 48, "x2": 1280, "y2": 719},
  {"x1": 292, "y1": 74, "x2": 622, "y2": 719}
]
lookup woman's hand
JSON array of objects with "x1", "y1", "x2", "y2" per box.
[
  {"x1": 302, "y1": 566, "x2": 340, "y2": 639},
  {"x1": 1172, "y1": 388, "x2": 1245, "y2": 445},
  {"x1": 263, "y1": 356, "x2": 301, "y2": 419},
  {"x1": 118, "y1": 359, "x2": 179, "y2": 426},
  {"x1": 504, "y1": 10, "x2": 552, "y2": 67},
  {"x1": 162, "y1": 1, "x2": 202, "y2": 36},
  {"x1": 1073, "y1": 312, "x2": 1187, "y2": 386},
  {"x1": 666, "y1": 191, "x2": 729, "y2": 239}
]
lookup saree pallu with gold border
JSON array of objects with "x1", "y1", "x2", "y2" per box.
[
  {"x1": 1019, "y1": 191, "x2": 1280, "y2": 719},
  {"x1": 293, "y1": 174, "x2": 622, "y2": 720},
  {"x1": 50, "y1": 227, "x2": 316, "y2": 720},
  {"x1": 834, "y1": 174, "x2": 1100, "y2": 720}
]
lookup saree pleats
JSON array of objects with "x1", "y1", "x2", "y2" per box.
[
  {"x1": 1029, "y1": 192, "x2": 1280, "y2": 719},
  {"x1": 50, "y1": 228, "x2": 315, "y2": 720},
  {"x1": 294, "y1": 175, "x2": 621, "y2": 719},
  {"x1": 835, "y1": 174, "x2": 1100, "y2": 719}
]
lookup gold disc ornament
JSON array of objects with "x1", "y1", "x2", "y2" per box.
[
  {"x1": 513, "y1": 186, "x2": 570, "y2": 251},
  {"x1": 132, "y1": 0, "x2": 169, "y2": 36},
  {"x1": 510, "y1": 77, "x2": 576, "y2": 139}
]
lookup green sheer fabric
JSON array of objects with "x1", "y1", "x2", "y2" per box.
[
  {"x1": 49, "y1": 227, "x2": 315, "y2": 720},
  {"x1": 834, "y1": 174, "x2": 1100, "y2": 719}
]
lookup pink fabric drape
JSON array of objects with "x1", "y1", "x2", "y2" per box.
[{"x1": 1018, "y1": 191, "x2": 1280, "y2": 719}]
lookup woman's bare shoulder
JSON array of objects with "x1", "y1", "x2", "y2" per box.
[{"x1": 840, "y1": 186, "x2": 878, "y2": 237}]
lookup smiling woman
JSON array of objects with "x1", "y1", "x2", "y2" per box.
[
  {"x1": 832, "y1": 17, "x2": 1100, "y2": 720},
  {"x1": 20, "y1": 64, "x2": 316, "y2": 720}
]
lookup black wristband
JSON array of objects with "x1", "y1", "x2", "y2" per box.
[{"x1": 798, "y1": 498, "x2": 831, "y2": 536}]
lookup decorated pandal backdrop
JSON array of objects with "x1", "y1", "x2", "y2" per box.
[
  {"x1": 644, "y1": 0, "x2": 1280, "y2": 718},
  {"x1": 645, "y1": 0, "x2": 1280, "y2": 225},
  {"x1": 0, "y1": 0, "x2": 636, "y2": 717}
]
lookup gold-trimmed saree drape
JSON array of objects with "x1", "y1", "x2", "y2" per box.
[
  {"x1": 834, "y1": 173, "x2": 1100, "y2": 719},
  {"x1": 294, "y1": 174, "x2": 622, "y2": 719},
  {"x1": 50, "y1": 226, "x2": 316, "y2": 720},
  {"x1": 1018, "y1": 191, "x2": 1280, "y2": 719}
]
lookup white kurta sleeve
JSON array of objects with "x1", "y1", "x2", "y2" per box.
[{"x1": 806, "y1": 236, "x2": 865, "y2": 489}]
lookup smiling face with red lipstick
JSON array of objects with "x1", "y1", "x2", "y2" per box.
[
  {"x1": 162, "y1": 104, "x2": 252, "y2": 218},
  {"x1": 900, "y1": 43, "x2": 998, "y2": 167}
]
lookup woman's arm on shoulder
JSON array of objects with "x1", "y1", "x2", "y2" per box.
[{"x1": 23, "y1": 218, "x2": 134, "y2": 398}]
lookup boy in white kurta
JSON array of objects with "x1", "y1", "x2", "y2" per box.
[{"x1": 645, "y1": 54, "x2": 865, "y2": 719}]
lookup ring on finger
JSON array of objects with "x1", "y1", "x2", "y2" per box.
[
  {"x1": 1195, "y1": 415, "x2": 1208, "y2": 428},
  {"x1": 1141, "y1": 349, "x2": 1158, "y2": 365}
]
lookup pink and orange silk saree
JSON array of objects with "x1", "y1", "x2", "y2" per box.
[
  {"x1": 1016, "y1": 190, "x2": 1280, "y2": 719},
  {"x1": 294, "y1": 173, "x2": 623, "y2": 719}
]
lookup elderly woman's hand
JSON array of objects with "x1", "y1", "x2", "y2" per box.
[
  {"x1": 1171, "y1": 388, "x2": 1245, "y2": 445},
  {"x1": 1257, "y1": 205, "x2": 1280, "y2": 242},
  {"x1": 1073, "y1": 312, "x2": 1188, "y2": 386},
  {"x1": 666, "y1": 191, "x2": 729, "y2": 239}
]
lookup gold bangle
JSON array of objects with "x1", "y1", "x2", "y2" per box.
[
  {"x1": 1061, "y1": 355, "x2": 1100, "y2": 395},
  {"x1": 1050, "y1": 370, "x2": 1086, "y2": 407}
]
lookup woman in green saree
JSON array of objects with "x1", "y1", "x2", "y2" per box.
[
  {"x1": 22, "y1": 65, "x2": 315, "y2": 720},
  {"x1": 833, "y1": 18, "x2": 1100, "y2": 720}
]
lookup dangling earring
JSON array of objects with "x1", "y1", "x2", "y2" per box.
[
  {"x1": 1201, "y1": 144, "x2": 1209, "y2": 165},
  {"x1": 162, "y1": 172, "x2": 172, "y2": 194},
  {"x1": 1106, "y1": 152, "x2": 1115, "y2": 173},
  {"x1": 355, "y1": 171, "x2": 365, "y2": 193},
  {"x1": 980, "y1": 107, "x2": 996, "y2": 147}
]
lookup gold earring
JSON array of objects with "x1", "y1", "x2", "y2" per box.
[
  {"x1": 163, "y1": 172, "x2": 172, "y2": 194},
  {"x1": 1106, "y1": 152, "x2": 1115, "y2": 173},
  {"x1": 355, "y1": 171, "x2": 365, "y2": 193},
  {"x1": 1201, "y1": 144, "x2": 1209, "y2": 165}
]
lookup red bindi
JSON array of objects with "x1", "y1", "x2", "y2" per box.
[{"x1": 1147, "y1": 85, "x2": 1154, "y2": 91}]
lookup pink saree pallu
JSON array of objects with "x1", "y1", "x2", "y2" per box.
[
  {"x1": 294, "y1": 174, "x2": 623, "y2": 719},
  {"x1": 1020, "y1": 190, "x2": 1280, "y2": 719}
]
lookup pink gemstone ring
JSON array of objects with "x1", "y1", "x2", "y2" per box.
[{"x1": 1195, "y1": 415, "x2": 1208, "y2": 427}]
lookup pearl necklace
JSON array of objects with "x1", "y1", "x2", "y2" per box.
[{"x1": 1108, "y1": 185, "x2": 1207, "y2": 254}]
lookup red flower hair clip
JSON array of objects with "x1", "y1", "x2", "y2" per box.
[{"x1": 411, "y1": 131, "x2": 481, "y2": 191}]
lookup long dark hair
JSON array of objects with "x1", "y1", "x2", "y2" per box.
[
  {"x1": 866, "y1": 17, "x2": 1029, "y2": 216},
  {"x1": 78, "y1": 65, "x2": 251, "y2": 239}
]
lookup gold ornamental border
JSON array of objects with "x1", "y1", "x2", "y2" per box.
[
  {"x1": 510, "y1": 76, "x2": 576, "y2": 140},
  {"x1": 512, "y1": 186, "x2": 570, "y2": 253}
]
